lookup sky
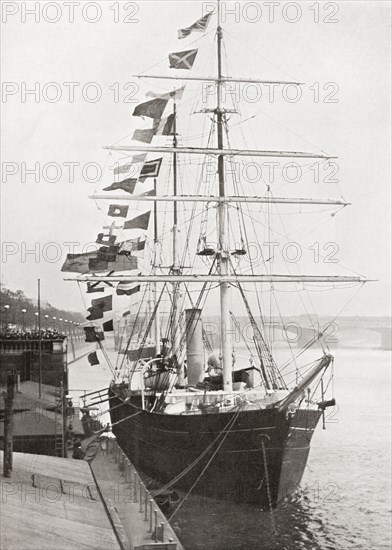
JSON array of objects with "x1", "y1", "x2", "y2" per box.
[{"x1": 1, "y1": 0, "x2": 391, "y2": 317}]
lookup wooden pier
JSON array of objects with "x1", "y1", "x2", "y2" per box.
[
  {"x1": 0, "y1": 451, "x2": 120, "y2": 550},
  {"x1": 90, "y1": 439, "x2": 184, "y2": 550},
  {"x1": 1, "y1": 441, "x2": 184, "y2": 550}
]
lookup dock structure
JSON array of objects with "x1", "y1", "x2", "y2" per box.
[
  {"x1": 91, "y1": 439, "x2": 183, "y2": 550},
  {"x1": 0, "y1": 451, "x2": 121, "y2": 550},
  {"x1": 0, "y1": 340, "x2": 96, "y2": 457},
  {"x1": 0, "y1": 380, "x2": 67, "y2": 456},
  {"x1": 1, "y1": 442, "x2": 184, "y2": 550},
  {"x1": 0, "y1": 337, "x2": 68, "y2": 388}
]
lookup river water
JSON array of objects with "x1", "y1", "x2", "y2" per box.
[{"x1": 68, "y1": 346, "x2": 391, "y2": 550}]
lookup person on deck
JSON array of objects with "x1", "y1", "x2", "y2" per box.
[
  {"x1": 72, "y1": 441, "x2": 85, "y2": 460},
  {"x1": 81, "y1": 409, "x2": 94, "y2": 436}
]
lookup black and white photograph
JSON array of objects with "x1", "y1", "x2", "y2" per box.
[{"x1": 1, "y1": 1, "x2": 391, "y2": 549}]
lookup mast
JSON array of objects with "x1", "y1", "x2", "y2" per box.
[
  {"x1": 153, "y1": 178, "x2": 160, "y2": 354},
  {"x1": 216, "y1": 2, "x2": 232, "y2": 391},
  {"x1": 171, "y1": 100, "x2": 181, "y2": 360}
]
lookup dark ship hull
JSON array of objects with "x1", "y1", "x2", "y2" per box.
[{"x1": 109, "y1": 385, "x2": 322, "y2": 508}]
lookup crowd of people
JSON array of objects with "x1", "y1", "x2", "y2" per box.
[{"x1": 0, "y1": 328, "x2": 66, "y2": 340}]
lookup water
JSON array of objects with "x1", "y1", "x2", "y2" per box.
[
  {"x1": 68, "y1": 347, "x2": 391, "y2": 550},
  {"x1": 173, "y1": 348, "x2": 392, "y2": 550}
]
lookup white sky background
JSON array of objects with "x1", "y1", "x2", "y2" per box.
[{"x1": 1, "y1": 0, "x2": 391, "y2": 316}]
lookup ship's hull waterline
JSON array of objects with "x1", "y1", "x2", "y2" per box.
[{"x1": 109, "y1": 386, "x2": 322, "y2": 508}]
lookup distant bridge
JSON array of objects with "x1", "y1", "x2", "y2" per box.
[
  {"x1": 367, "y1": 327, "x2": 392, "y2": 350},
  {"x1": 275, "y1": 321, "x2": 391, "y2": 350},
  {"x1": 205, "y1": 317, "x2": 391, "y2": 351}
]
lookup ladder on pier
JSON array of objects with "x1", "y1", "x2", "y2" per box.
[{"x1": 54, "y1": 383, "x2": 65, "y2": 457}]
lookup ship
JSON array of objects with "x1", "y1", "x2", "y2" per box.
[{"x1": 63, "y1": 1, "x2": 370, "y2": 508}]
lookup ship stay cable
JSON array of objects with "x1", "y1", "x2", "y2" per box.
[
  {"x1": 146, "y1": 408, "x2": 242, "y2": 502},
  {"x1": 220, "y1": 102, "x2": 349, "y2": 380},
  {"x1": 275, "y1": 202, "x2": 324, "y2": 344},
  {"x1": 279, "y1": 282, "x2": 366, "y2": 372},
  {"x1": 137, "y1": 406, "x2": 247, "y2": 506},
  {"x1": 223, "y1": 27, "x2": 301, "y2": 84},
  {"x1": 223, "y1": 92, "x2": 326, "y2": 359},
  {"x1": 272, "y1": 290, "x2": 300, "y2": 382},
  {"x1": 230, "y1": 260, "x2": 286, "y2": 390},
  {"x1": 110, "y1": 410, "x2": 143, "y2": 427}
]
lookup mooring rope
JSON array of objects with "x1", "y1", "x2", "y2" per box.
[
  {"x1": 168, "y1": 408, "x2": 243, "y2": 521},
  {"x1": 261, "y1": 439, "x2": 277, "y2": 536},
  {"x1": 110, "y1": 410, "x2": 143, "y2": 427},
  {"x1": 150, "y1": 408, "x2": 242, "y2": 503}
]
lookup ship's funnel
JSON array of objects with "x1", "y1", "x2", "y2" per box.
[{"x1": 185, "y1": 309, "x2": 204, "y2": 386}]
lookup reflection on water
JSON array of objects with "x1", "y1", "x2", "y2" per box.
[{"x1": 168, "y1": 494, "x2": 328, "y2": 550}]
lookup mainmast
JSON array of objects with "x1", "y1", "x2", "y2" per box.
[{"x1": 216, "y1": 2, "x2": 232, "y2": 391}]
